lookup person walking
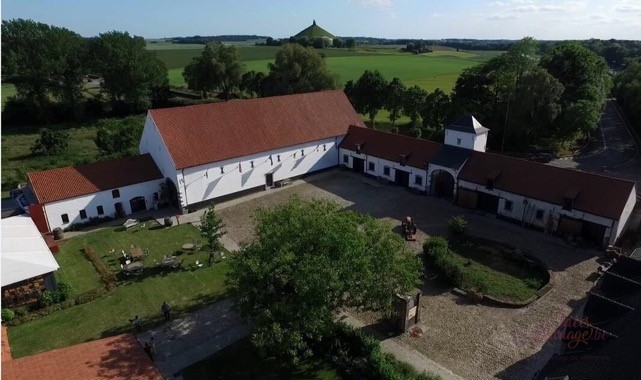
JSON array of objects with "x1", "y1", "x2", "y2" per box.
[
  {"x1": 161, "y1": 301, "x2": 171, "y2": 321},
  {"x1": 129, "y1": 315, "x2": 142, "y2": 333}
]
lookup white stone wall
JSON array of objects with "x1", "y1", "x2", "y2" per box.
[
  {"x1": 43, "y1": 179, "x2": 163, "y2": 230},
  {"x1": 613, "y1": 186, "x2": 638, "y2": 241},
  {"x1": 180, "y1": 136, "x2": 344, "y2": 205},
  {"x1": 339, "y1": 148, "x2": 428, "y2": 191},
  {"x1": 139, "y1": 114, "x2": 179, "y2": 183},
  {"x1": 444, "y1": 129, "x2": 487, "y2": 152}
]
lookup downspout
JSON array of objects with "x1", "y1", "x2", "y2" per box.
[{"x1": 180, "y1": 168, "x2": 189, "y2": 212}]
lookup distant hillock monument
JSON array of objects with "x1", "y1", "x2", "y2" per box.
[{"x1": 292, "y1": 20, "x2": 335, "y2": 47}]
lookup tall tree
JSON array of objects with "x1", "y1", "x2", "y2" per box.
[
  {"x1": 2, "y1": 19, "x2": 88, "y2": 121},
  {"x1": 213, "y1": 43, "x2": 243, "y2": 99},
  {"x1": 183, "y1": 44, "x2": 218, "y2": 98},
  {"x1": 345, "y1": 70, "x2": 388, "y2": 127},
  {"x1": 385, "y1": 77, "x2": 406, "y2": 126},
  {"x1": 421, "y1": 88, "x2": 451, "y2": 130},
  {"x1": 93, "y1": 116, "x2": 145, "y2": 157},
  {"x1": 614, "y1": 59, "x2": 641, "y2": 127},
  {"x1": 262, "y1": 44, "x2": 336, "y2": 96},
  {"x1": 240, "y1": 70, "x2": 266, "y2": 98},
  {"x1": 403, "y1": 85, "x2": 427, "y2": 127},
  {"x1": 92, "y1": 31, "x2": 168, "y2": 112},
  {"x1": 227, "y1": 197, "x2": 421, "y2": 363}
]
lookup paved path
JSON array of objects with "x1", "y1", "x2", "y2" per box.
[
  {"x1": 137, "y1": 299, "x2": 250, "y2": 379},
  {"x1": 341, "y1": 313, "x2": 464, "y2": 380},
  {"x1": 550, "y1": 100, "x2": 641, "y2": 193}
]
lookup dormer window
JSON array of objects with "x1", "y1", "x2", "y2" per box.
[{"x1": 563, "y1": 187, "x2": 580, "y2": 211}]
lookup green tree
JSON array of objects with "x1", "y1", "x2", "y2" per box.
[
  {"x1": 614, "y1": 59, "x2": 641, "y2": 127},
  {"x1": 262, "y1": 44, "x2": 336, "y2": 96},
  {"x1": 2, "y1": 19, "x2": 89, "y2": 121},
  {"x1": 403, "y1": 85, "x2": 427, "y2": 127},
  {"x1": 240, "y1": 70, "x2": 266, "y2": 98},
  {"x1": 345, "y1": 38, "x2": 356, "y2": 50},
  {"x1": 385, "y1": 77, "x2": 406, "y2": 126},
  {"x1": 183, "y1": 44, "x2": 217, "y2": 98},
  {"x1": 92, "y1": 31, "x2": 168, "y2": 112},
  {"x1": 94, "y1": 116, "x2": 144, "y2": 157},
  {"x1": 226, "y1": 197, "x2": 421, "y2": 363},
  {"x1": 345, "y1": 70, "x2": 388, "y2": 127},
  {"x1": 199, "y1": 205, "x2": 226, "y2": 253},
  {"x1": 214, "y1": 43, "x2": 244, "y2": 99},
  {"x1": 31, "y1": 128, "x2": 69, "y2": 155},
  {"x1": 421, "y1": 88, "x2": 451, "y2": 130}
]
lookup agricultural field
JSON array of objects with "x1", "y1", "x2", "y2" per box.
[{"x1": 161, "y1": 44, "x2": 501, "y2": 93}]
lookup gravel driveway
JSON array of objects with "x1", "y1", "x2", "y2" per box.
[{"x1": 215, "y1": 169, "x2": 601, "y2": 380}]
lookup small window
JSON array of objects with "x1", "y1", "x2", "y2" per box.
[
  {"x1": 535, "y1": 209, "x2": 544, "y2": 220},
  {"x1": 383, "y1": 166, "x2": 391, "y2": 176},
  {"x1": 61, "y1": 214, "x2": 69, "y2": 224},
  {"x1": 97, "y1": 205, "x2": 104, "y2": 215},
  {"x1": 343, "y1": 154, "x2": 349, "y2": 164},
  {"x1": 368, "y1": 162, "x2": 375, "y2": 171},
  {"x1": 112, "y1": 189, "x2": 120, "y2": 198},
  {"x1": 504, "y1": 200, "x2": 513, "y2": 211},
  {"x1": 79, "y1": 210, "x2": 87, "y2": 220},
  {"x1": 457, "y1": 138, "x2": 462, "y2": 145},
  {"x1": 414, "y1": 175, "x2": 423, "y2": 185}
]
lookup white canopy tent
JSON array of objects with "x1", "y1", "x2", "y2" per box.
[{"x1": 1, "y1": 215, "x2": 59, "y2": 287}]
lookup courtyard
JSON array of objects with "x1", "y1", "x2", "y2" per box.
[
  {"x1": 8, "y1": 169, "x2": 601, "y2": 379},
  {"x1": 215, "y1": 169, "x2": 601, "y2": 380}
]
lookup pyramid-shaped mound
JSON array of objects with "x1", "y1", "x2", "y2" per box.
[{"x1": 293, "y1": 20, "x2": 335, "y2": 40}]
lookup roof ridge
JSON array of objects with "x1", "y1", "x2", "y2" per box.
[
  {"x1": 347, "y1": 125, "x2": 441, "y2": 146},
  {"x1": 477, "y1": 150, "x2": 637, "y2": 186},
  {"x1": 26, "y1": 153, "x2": 154, "y2": 176},
  {"x1": 149, "y1": 90, "x2": 345, "y2": 115}
]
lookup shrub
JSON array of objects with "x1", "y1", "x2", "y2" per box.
[
  {"x1": 56, "y1": 281, "x2": 71, "y2": 301},
  {"x1": 31, "y1": 128, "x2": 69, "y2": 155},
  {"x1": 425, "y1": 236, "x2": 448, "y2": 253},
  {"x1": 524, "y1": 277, "x2": 543, "y2": 289},
  {"x1": 13, "y1": 306, "x2": 29, "y2": 317},
  {"x1": 39, "y1": 290, "x2": 57, "y2": 307},
  {"x1": 83, "y1": 245, "x2": 117, "y2": 288},
  {"x1": 448, "y1": 215, "x2": 468, "y2": 237},
  {"x1": 2, "y1": 308, "x2": 15, "y2": 322}
]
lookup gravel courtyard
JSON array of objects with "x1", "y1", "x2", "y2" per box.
[{"x1": 216, "y1": 169, "x2": 601, "y2": 380}]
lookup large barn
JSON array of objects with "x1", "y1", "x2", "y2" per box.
[{"x1": 139, "y1": 90, "x2": 365, "y2": 211}]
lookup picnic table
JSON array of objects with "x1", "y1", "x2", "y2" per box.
[
  {"x1": 156, "y1": 256, "x2": 181, "y2": 269},
  {"x1": 131, "y1": 247, "x2": 144, "y2": 261},
  {"x1": 123, "y1": 261, "x2": 144, "y2": 275}
]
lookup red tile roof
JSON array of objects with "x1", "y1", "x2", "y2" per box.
[
  {"x1": 458, "y1": 151, "x2": 636, "y2": 220},
  {"x1": 1, "y1": 334, "x2": 162, "y2": 380},
  {"x1": 339, "y1": 125, "x2": 442, "y2": 168},
  {"x1": 149, "y1": 90, "x2": 365, "y2": 169},
  {"x1": 28, "y1": 154, "x2": 163, "y2": 204}
]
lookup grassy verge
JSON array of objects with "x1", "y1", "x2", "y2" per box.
[
  {"x1": 181, "y1": 338, "x2": 343, "y2": 380},
  {"x1": 7, "y1": 222, "x2": 231, "y2": 358},
  {"x1": 425, "y1": 237, "x2": 544, "y2": 302}
]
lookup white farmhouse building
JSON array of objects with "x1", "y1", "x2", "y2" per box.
[
  {"x1": 26, "y1": 154, "x2": 164, "y2": 232},
  {"x1": 340, "y1": 115, "x2": 637, "y2": 246},
  {"x1": 139, "y1": 90, "x2": 365, "y2": 211}
]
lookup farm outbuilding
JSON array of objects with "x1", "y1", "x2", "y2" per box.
[
  {"x1": 339, "y1": 115, "x2": 637, "y2": 247},
  {"x1": 26, "y1": 154, "x2": 164, "y2": 232},
  {"x1": 139, "y1": 90, "x2": 365, "y2": 211}
]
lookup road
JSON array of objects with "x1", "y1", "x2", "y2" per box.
[{"x1": 550, "y1": 100, "x2": 641, "y2": 193}]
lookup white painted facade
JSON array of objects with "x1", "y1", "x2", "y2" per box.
[
  {"x1": 613, "y1": 187, "x2": 638, "y2": 239},
  {"x1": 339, "y1": 148, "x2": 429, "y2": 192},
  {"x1": 457, "y1": 179, "x2": 633, "y2": 245},
  {"x1": 43, "y1": 179, "x2": 163, "y2": 231},
  {"x1": 139, "y1": 114, "x2": 179, "y2": 183},
  {"x1": 178, "y1": 137, "x2": 344, "y2": 206},
  {"x1": 444, "y1": 129, "x2": 488, "y2": 152}
]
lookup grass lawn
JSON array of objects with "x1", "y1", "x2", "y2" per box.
[
  {"x1": 0, "y1": 114, "x2": 145, "y2": 198},
  {"x1": 2, "y1": 82, "x2": 17, "y2": 107},
  {"x1": 7, "y1": 222, "x2": 231, "y2": 358},
  {"x1": 181, "y1": 338, "x2": 343, "y2": 380},
  {"x1": 447, "y1": 240, "x2": 545, "y2": 302}
]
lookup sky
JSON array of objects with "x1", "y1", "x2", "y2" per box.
[{"x1": 2, "y1": 0, "x2": 640, "y2": 40}]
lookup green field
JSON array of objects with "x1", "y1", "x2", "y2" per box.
[{"x1": 167, "y1": 49, "x2": 494, "y2": 92}]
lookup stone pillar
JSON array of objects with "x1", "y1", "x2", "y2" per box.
[{"x1": 394, "y1": 289, "x2": 422, "y2": 333}]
